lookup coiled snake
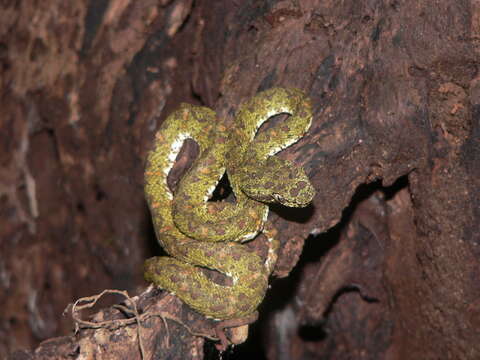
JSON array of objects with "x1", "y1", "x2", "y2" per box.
[{"x1": 144, "y1": 88, "x2": 315, "y2": 324}]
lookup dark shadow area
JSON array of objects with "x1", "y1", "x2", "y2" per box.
[
  {"x1": 298, "y1": 323, "x2": 328, "y2": 342},
  {"x1": 208, "y1": 172, "x2": 234, "y2": 202},
  {"x1": 270, "y1": 201, "x2": 316, "y2": 223},
  {"x1": 296, "y1": 285, "x2": 379, "y2": 343},
  {"x1": 144, "y1": 205, "x2": 167, "y2": 258},
  {"x1": 382, "y1": 175, "x2": 409, "y2": 200}
]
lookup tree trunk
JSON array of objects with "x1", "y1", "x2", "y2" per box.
[{"x1": 1, "y1": 0, "x2": 479, "y2": 359}]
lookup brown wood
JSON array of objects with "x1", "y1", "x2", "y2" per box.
[{"x1": 1, "y1": 0, "x2": 479, "y2": 359}]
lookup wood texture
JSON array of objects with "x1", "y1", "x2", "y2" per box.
[{"x1": 1, "y1": 0, "x2": 479, "y2": 359}]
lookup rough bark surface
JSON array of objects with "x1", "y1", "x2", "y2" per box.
[{"x1": 1, "y1": 0, "x2": 479, "y2": 359}]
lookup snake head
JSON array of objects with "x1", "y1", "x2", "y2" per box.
[{"x1": 238, "y1": 157, "x2": 315, "y2": 207}]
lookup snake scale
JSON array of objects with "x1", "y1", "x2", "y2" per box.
[{"x1": 144, "y1": 87, "x2": 315, "y2": 321}]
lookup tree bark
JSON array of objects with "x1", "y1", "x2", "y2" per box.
[{"x1": 1, "y1": 0, "x2": 479, "y2": 359}]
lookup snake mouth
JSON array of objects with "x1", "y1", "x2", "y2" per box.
[
  {"x1": 273, "y1": 193, "x2": 293, "y2": 205},
  {"x1": 272, "y1": 193, "x2": 282, "y2": 202},
  {"x1": 273, "y1": 193, "x2": 314, "y2": 208},
  {"x1": 272, "y1": 193, "x2": 300, "y2": 207}
]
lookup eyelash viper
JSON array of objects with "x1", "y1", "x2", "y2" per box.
[
  {"x1": 143, "y1": 88, "x2": 315, "y2": 322},
  {"x1": 171, "y1": 88, "x2": 315, "y2": 245}
]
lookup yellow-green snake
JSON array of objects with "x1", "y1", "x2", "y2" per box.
[{"x1": 144, "y1": 87, "x2": 315, "y2": 321}]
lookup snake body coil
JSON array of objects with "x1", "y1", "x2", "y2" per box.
[{"x1": 144, "y1": 88, "x2": 315, "y2": 320}]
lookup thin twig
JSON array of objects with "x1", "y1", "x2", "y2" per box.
[{"x1": 69, "y1": 289, "x2": 220, "y2": 359}]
